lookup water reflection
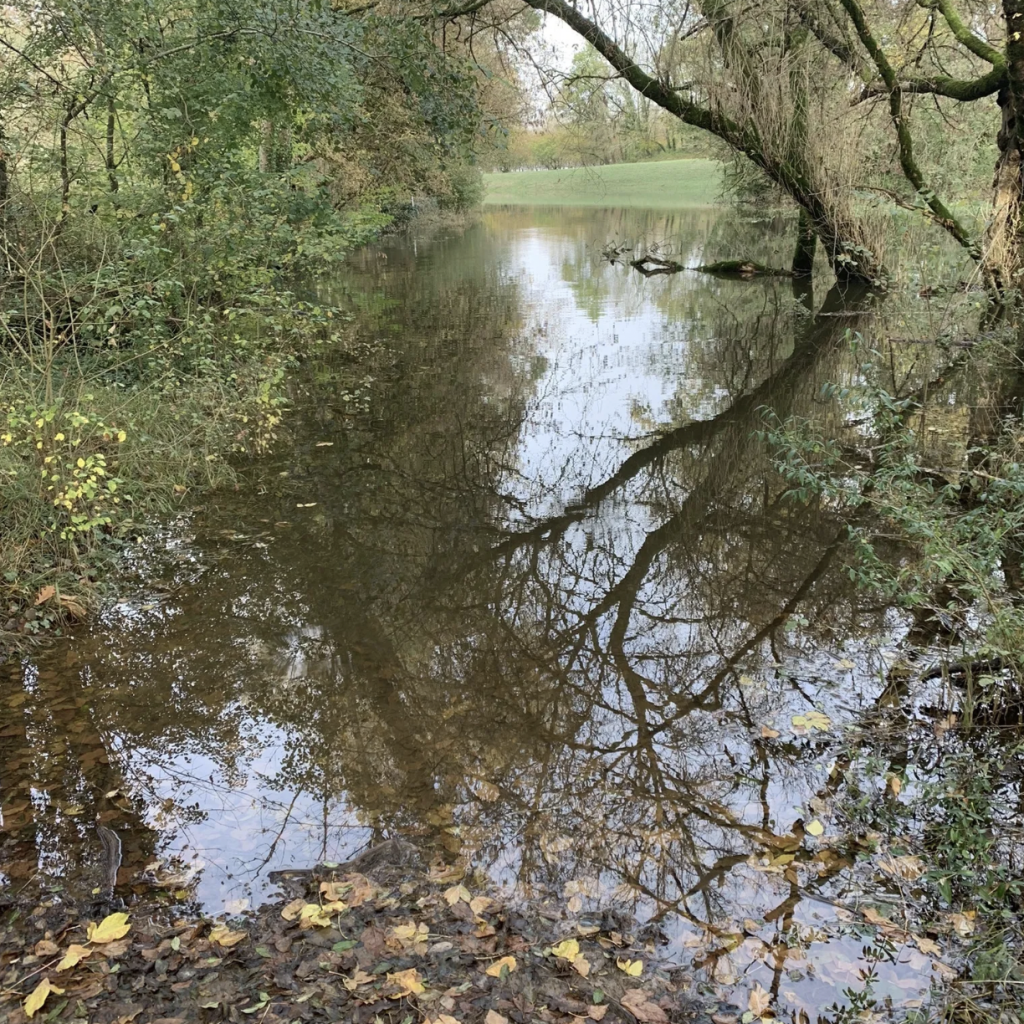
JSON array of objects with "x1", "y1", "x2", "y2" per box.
[{"x1": 0, "y1": 207, "x2": 958, "y2": 1013}]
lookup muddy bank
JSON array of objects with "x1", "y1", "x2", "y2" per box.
[{"x1": 0, "y1": 842, "x2": 705, "y2": 1024}]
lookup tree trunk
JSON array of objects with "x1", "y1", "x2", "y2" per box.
[
  {"x1": 988, "y1": 86, "x2": 1024, "y2": 286},
  {"x1": 106, "y1": 95, "x2": 119, "y2": 193},
  {"x1": 792, "y1": 208, "x2": 817, "y2": 276},
  {"x1": 522, "y1": 0, "x2": 885, "y2": 287},
  {"x1": 0, "y1": 113, "x2": 9, "y2": 274}
]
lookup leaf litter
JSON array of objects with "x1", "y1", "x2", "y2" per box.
[{"x1": 0, "y1": 845, "x2": 702, "y2": 1024}]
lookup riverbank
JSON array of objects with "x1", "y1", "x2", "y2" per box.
[
  {"x1": 0, "y1": 200, "x2": 480, "y2": 654},
  {"x1": 0, "y1": 842, "x2": 704, "y2": 1024},
  {"x1": 482, "y1": 159, "x2": 721, "y2": 208}
]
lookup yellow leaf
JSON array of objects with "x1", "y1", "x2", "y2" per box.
[
  {"x1": 299, "y1": 903, "x2": 332, "y2": 928},
  {"x1": 914, "y1": 935, "x2": 942, "y2": 956},
  {"x1": 888, "y1": 775, "x2": 902, "y2": 796},
  {"x1": 56, "y1": 944, "x2": 92, "y2": 971},
  {"x1": 387, "y1": 967, "x2": 425, "y2": 997},
  {"x1": 551, "y1": 938, "x2": 580, "y2": 960},
  {"x1": 485, "y1": 955, "x2": 517, "y2": 977},
  {"x1": 572, "y1": 954, "x2": 591, "y2": 978},
  {"x1": 760, "y1": 726, "x2": 780, "y2": 739},
  {"x1": 616, "y1": 957, "x2": 643, "y2": 976},
  {"x1": 805, "y1": 819, "x2": 824, "y2": 837},
  {"x1": 209, "y1": 925, "x2": 247, "y2": 947},
  {"x1": 24, "y1": 978, "x2": 64, "y2": 1018},
  {"x1": 444, "y1": 884, "x2": 472, "y2": 905},
  {"x1": 469, "y1": 896, "x2": 493, "y2": 915},
  {"x1": 87, "y1": 912, "x2": 130, "y2": 944}
]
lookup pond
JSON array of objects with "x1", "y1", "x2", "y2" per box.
[{"x1": 0, "y1": 205, "x2": 981, "y2": 1018}]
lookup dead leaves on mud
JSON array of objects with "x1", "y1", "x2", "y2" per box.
[{"x1": 0, "y1": 866, "x2": 695, "y2": 1024}]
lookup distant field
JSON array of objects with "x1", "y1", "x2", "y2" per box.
[{"x1": 482, "y1": 159, "x2": 722, "y2": 208}]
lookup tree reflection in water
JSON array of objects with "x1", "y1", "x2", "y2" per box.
[{"x1": 0, "y1": 208, "x2": 963, "y2": 1008}]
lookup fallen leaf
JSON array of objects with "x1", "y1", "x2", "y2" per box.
[
  {"x1": 880, "y1": 854, "x2": 924, "y2": 880},
  {"x1": 209, "y1": 925, "x2": 247, "y2": 947},
  {"x1": 470, "y1": 896, "x2": 493, "y2": 915},
  {"x1": 344, "y1": 873, "x2": 376, "y2": 907},
  {"x1": 485, "y1": 1012, "x2": 509, "y2": 1024},
  {"x1": 281, "y1": 899, "x2": 307, "y2": 922},
  {"x1": 343, "y1": 969, "x2": 375, "y2": 991},
  {"x1": 805, "y1": 819, "x2": 825, "y2": 837},
  {"x1": 862, "y1": 907, "x2": 902, "y2": 934},
  {"x1": 888, "y1": 775, "x2": 902, "y2": 796},
  {"x1": 299, "y1": 903, "x2": 332, "y2": 928},
  {"x1": 34, "y1": 585, "x2": 56, "y2": 606},
  {"x1": 551, "y1": 939, "x2": 580, "y2": 960},
  {"x1": 24, "y1": 978, "x2": 64, "y2": 1018},
  {"x1": 914, "y1": 935, "x2": 942, "y2": 956},
  {"x1": 387, "y1": 967, "x2": 425, "y2": 998},
  {"x1": 616, "y1": 957, "x2": 643, "y2": 977},
  {"x1": 87, "y1": 912, "x2": 130, "y2": 943},
  {"x1": 430, "y1": 1017, "x2": 461, "y2": 1024},
  {"x1": 949, "y1": 911, "x2": 976, "y2": 937},
  {"x1": 320, "y1": 880, "x2": 351, "y2": 902},
  {"x1": 620, "y1": 989, "x2": 668, "y2": 1023},
  {"x1": 34, "y1": 940, "x2": 59, "y2": 956},
  {"x1": 572, "y1": 954, "x2": 591, "y2": 978},
  {"x1": 577, "y1": 924, "x2": 600, "y2": 937},
  {"x1": 57, "y1": 944, "x2": 92, "y2": 970},
  {"x1": 760, "y1": 726, "x2": 780, "y2": 739},
  {"x1": 747, "y1": 982, "x2": 772, "y2": 1019},
  {"x1": 444, "y1": 884, "x2": 472, "y2": 905},
  {"x1": 485, "y1": 955, "x2": 517, "y2": 977},
  {"x1": 589, "y1": 1006, "x2": 608, "y2": 1021},
  {"x1": 791, "y1": 710, "x2": 831, "y2": 732},
  {"x1": 59, "y1": 595, "x2": 87, "y2": 619},
  {"x1": 390, "y1": 921, "x2": 430, "y2": 948}
]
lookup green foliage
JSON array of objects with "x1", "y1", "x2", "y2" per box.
[
  {"x1": 0, "y1": 0, "x2": 497, "y2": 638},
  {"x1": 761, "y1": 333, "x2": 1024, "y2": 678}
]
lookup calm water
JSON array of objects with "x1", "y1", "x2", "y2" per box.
[{"x1": 1, "y1": 207, "x2": 964, "y2": 1015}]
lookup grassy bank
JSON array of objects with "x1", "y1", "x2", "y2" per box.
[{"x1": 482, "y1": 158, "x2": 722, "y2": 208}]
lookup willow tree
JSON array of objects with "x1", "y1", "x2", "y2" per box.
[{"x1": 442, "y1": 0, "x2": 1009, "y2": 288}]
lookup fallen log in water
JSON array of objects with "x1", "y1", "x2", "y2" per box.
[
  {"x1": 695, "y1": 259, "x2": 793, "y2": 278},
  {"x1": 629, "y1": 253, "x2": 685, "y2": 275}
]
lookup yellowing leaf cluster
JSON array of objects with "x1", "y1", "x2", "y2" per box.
[
  {"x1": 550, "y1": 938, "x2": 580, "y2": 960},
  {"x1": 616, "y1": 957, "x2": 643, "y2": 976},
  {"x1": 791, "y1": 711, "x2": 831, "y2": 733}
]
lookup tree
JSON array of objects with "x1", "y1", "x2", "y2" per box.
[{"x1": 444, "y1": 0, "x2": 1014, "y2": 287}]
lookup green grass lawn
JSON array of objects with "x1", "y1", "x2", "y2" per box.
[{"x1": 482, "y1": 159, "x2": 722, "y2": 208}]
